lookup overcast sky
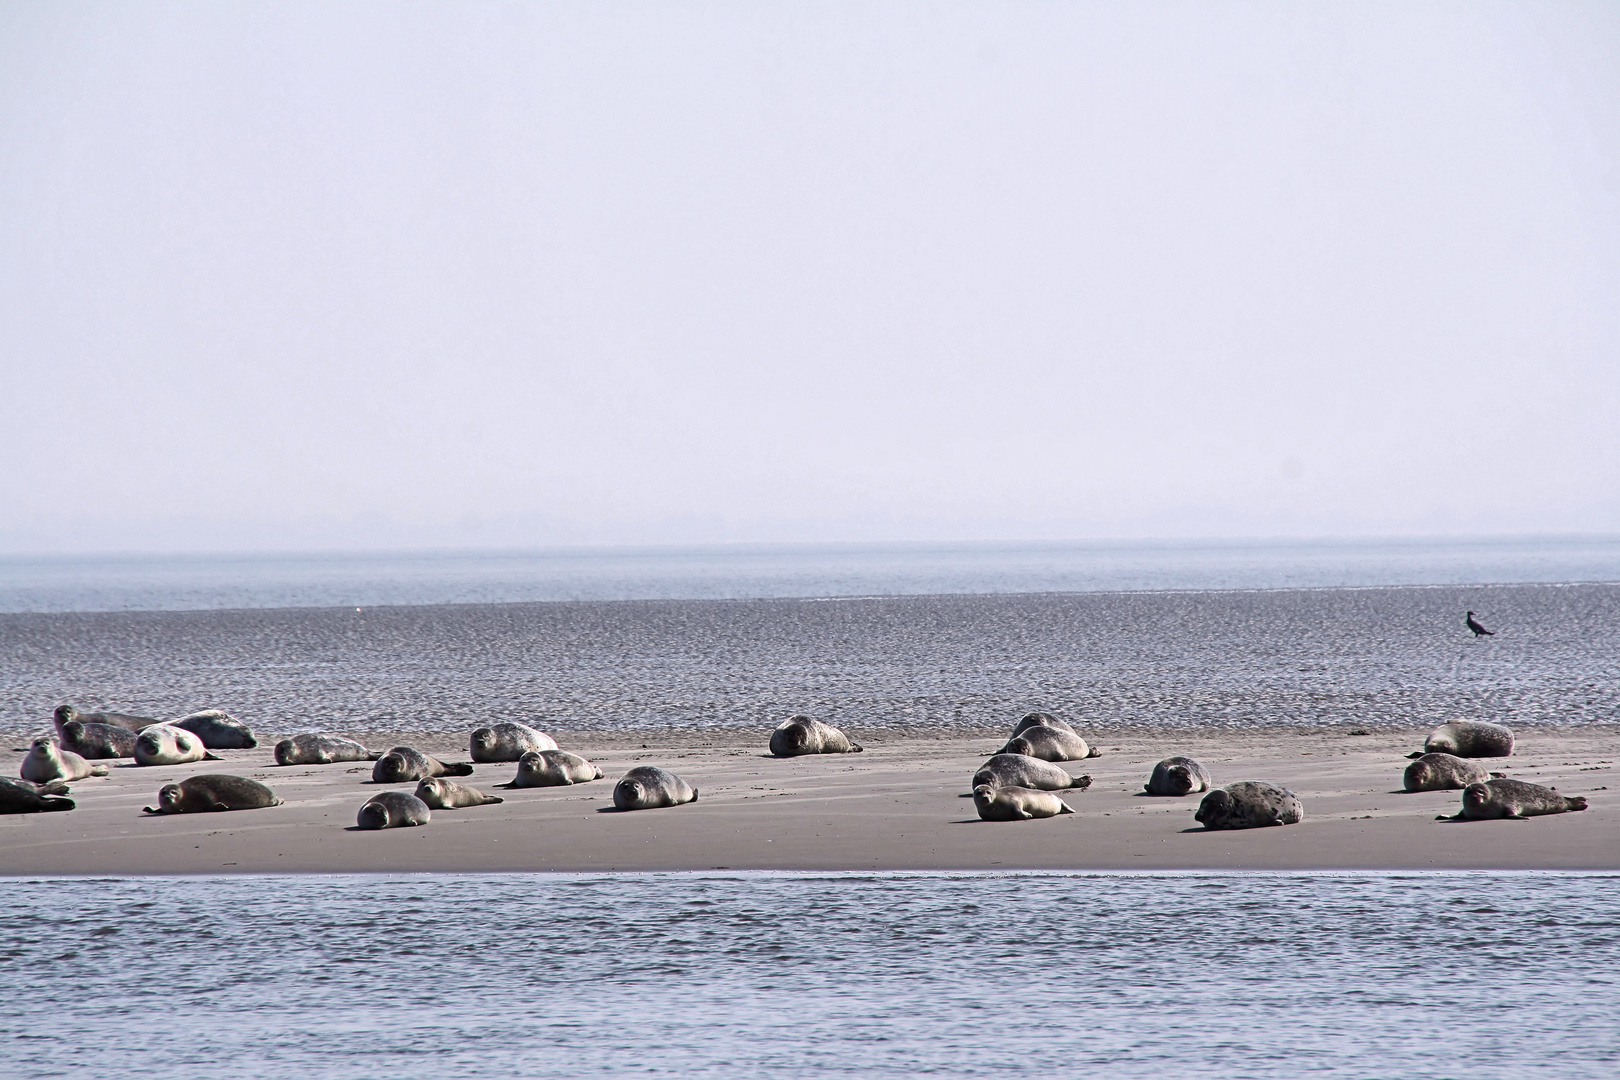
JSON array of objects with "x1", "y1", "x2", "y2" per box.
[{"x1": 1, "y1": 1, "x2": 1617, "y2": 554}]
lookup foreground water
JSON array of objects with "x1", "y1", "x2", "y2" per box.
[{"x1": 0, "y1": 872, "x2": 1613, "y2": 1078}]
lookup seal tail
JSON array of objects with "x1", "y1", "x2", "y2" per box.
[
  {"x1": 204, "y1": 752, "x2": 223, "y2": 761},
  {"x1": 1567, "y1": 796, "x2": 1589, "y2": 811},
  {"x1": 443, "y1": 763, "x2": 475, "y2": 776},
  {"x1": 1070, "y1": 775, "x2": 1093, "y2": 790},
  {"x1": 1086, "y1": 747, "x2": 1103, "y2": 758}
]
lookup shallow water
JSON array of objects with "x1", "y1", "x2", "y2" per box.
[{"x1": 0, "y1": 872, "x2": 1614, "y2": 1079}]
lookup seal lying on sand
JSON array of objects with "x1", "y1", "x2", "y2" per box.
[
  {"x1": 1001, "y1": 726, "x2": 1100, "y2": 762},
  {"x1": 1009, "y1": 712, "x2": 1077, "y2": 738},
  {"x1": 1403, "y1": 753, "x2": 1502, "y2": 792},
  {"x1": 972, "y1": 754, "x2": 1092, "y2": 792},
  {"x1": 133, "y1": 724, "x2": 219, "y2": 766},
  {"x1": 1144, "y1": 756, "x2": 1213, "y2": 797},
  {"x1": 142, "y1": 774, "x2": 282, "y2": 814},
  {"x1": 972, "y1": 784, "x2": 1074, "y2": 821},
  {"x1": 372, "y1": 746, "x2": 475, "y2": 783},
  {"x1": 0, "y1": 777, "x2": 74, "y2": 813},
  {"x1": 1195, "y1": 781, "x2": 1304, "y2": 830},
  {"x1": 58, "y1": 720, "x2": 137, "y2": 760},
  {"x1": 356, "y1": 790, "x2": 431, "y2": 829},
  {"x1": 169, "y1": 709, "x2": 257, "y2": 749},
  {"x1": 504, "y1": 750, "x2": 603, "y2": 787},
  {"x1": 54, "y1": 704, "x2": 154, "y2": 734},
  {"x1": 21, "y1": 738, "x2": 108, "y2": 782},
  {"x1": 274, "y1": 734, "x2": 382, "y2": 766},
  {"x1": 469, "y1": 722, "x2": 559, "y2": 763},
  {"x1": 769, "y1": 716, "x2": 863, "y2": 756},
  {"x1": 1445, "y1": 778, "x2": 1589, "y2": 820},
  {"x1": 613, "y1": 766, "x2": 697, "y2": 810},
  {"x1": 414, "y1": 777, "x2": 503, "y2": 809},
  {"x1": 1412, "y1": 721, "x2": 1514, "y2": 759}
]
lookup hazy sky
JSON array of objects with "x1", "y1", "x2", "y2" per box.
[{"x1": 2, "y1": 1, "x2": 1617, "y2": 553}]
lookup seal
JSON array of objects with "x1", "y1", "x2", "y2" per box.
[
  {"x1": 169, "y1": 709, "x2": 258, "y2": 750},
  {"x1": 54, "y1": 704, "x2": 154, "y2": 734},
  {"x1": 0, "y1": 777, "x2": 74, "y2": 814},
  {"x1": 769, "y1": 716, "x2": 863, "y2": 756},
  {"x1": 1194, "y1": 781, "x2": 1304, "y2": 830},
  {"x1": 1000, "y1": 726, "x2": 1100, "y2": 762},
  {"x1": 372, "y1": 746, "x2": 475, "y2": 783},
  {"x1": 612, "y1": 765, "x2": 697, "y2": 810},
  {"x1": 1412, "y1": 721, "x2": 1514, "y2": 759},
  {"x1": 1009, "y1": 712, "x2": 1078, "y2": 738},
  {"x1": 59, "y1": 719, "x2": 137, "y2": 760},
  {"x1": 133, "y1": 724, "x2": 218, "y2": 766},
  {"x1": 21, "y1": 737, "x2": 109, "y2": 782},
  {"x1": 503, "y1": 750, "x2": 604, "y2": 788},
  {"x1": 1144, "y1": 756, "x2": 1213, "y2": 797},
  {"x1": 469, "y1": 722, "x2": 559, "y2": 763},
  {"x1": 356, "y1": 790, "x2": 431, "y2": 829},
  {"x1": 142, "y1": 774, "x2": 283, "y2": 814},
  {"x1": 1447, "y1": 778, "x2": 1589, "y2": 820},
  {"x1": 414, "y1": 777, "x2": 504, "y2": 809},
  {"x1": 1403, "y1": 753, "x2": 1501, "y2": 793},
  {"x1": 274, "y1": 734, "x2": 382, "y2": 766},
  {"x1": 972, "y1": 784, "x2": 1074, "y2": 821},
  {"x1": 972, "y1": 754, "x2": 1092, "y2": 792}
]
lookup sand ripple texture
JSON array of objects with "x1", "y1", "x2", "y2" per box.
[
  {"x1": 1, "y1": 872, "x2": 1616, "y2": 1079},
  {"x1": 2, "y1": 583, "x2": 1617, "y2": 738}
]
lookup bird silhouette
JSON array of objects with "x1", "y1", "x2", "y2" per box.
[{"x1": 1465, "y1": 611, "x2": 1495, "y2": 637}]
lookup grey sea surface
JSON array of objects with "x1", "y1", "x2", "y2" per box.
[{"x1": 0, "y1": 871, "x2": 1614, "y2": 1079}]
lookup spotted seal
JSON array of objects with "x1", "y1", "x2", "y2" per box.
[
  {"x1": 1009, "y1": 712, "x2": 1077, "y2": 738},
  {"x1": 972, "y1": 754, "x2": 1092, "y2": 792},
  {"x1": 414, "y1": 777, "x2": 504, "y2": 809},
  {"x1": 356, "y1": 790, "x2": 431, "y2": 829},
  {"x1": 169, "y1": 709, "x2": 258, "y2": 750},
  {"x1": 1000, "y1": 726, "x2": 1100, "y2": 762},
  {"x1": 274, "y1": 734, "x2": 382, "y2": 766},
  {"x1": 769, "y1": 715, "x2": 863, "y2": 756},
  {"x1": 972, "y1": 784, "x2": 1074, "y2": 821},
  {"x1": 469, "y1": 722, "x2": 559, "y2": 763},
  {"x1": 503, "y1": 749, "x2": 604, "y2": 787},
  {"x1": 1411, "y1": 721, "x2": 1514, "y2": 759},
  {"x1": 54, "y1": 704, "x2": 154, "y2": 735},
  {"x1": 0, "y1": 777, "x2": 74, "y2": 813},
  {"x1": 612, "y1": 766, "x2": 697, "y2": 810},
  {"x1": 1144, "y1": 756, "x2": 1213, "y2": 797},
  {"x1": 142, "y1": 774, "x2": 283, "y2": 814},
  {"x1": 21, "y1": 737, "x2": 109, "y2": 782},
  {"x1": 1403, "y1": 753, "x2": 1501, "y2": 793},
  {"x1": 1446, "y1": 778, "x2": 1589, "y2": 820},
  {"x1": 1195, "y1": 781, "x2": 1304, "y2": 830},
  {"x1": 372, "y1": 746, "x2": 475, "y2": 783},
  {"x1": 133, "y1": 724, "x2": 219, "y2": 766},
  {"x1": 59, "y1": 720, "x2": 137, "y2": 760}
]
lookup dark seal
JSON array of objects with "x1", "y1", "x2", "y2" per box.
[
  {"x1": 142, "y1": 774, "x2": 283, "y2": 814},
  {"x1": 613, "y1": 766, "x2": 697, "y2": 810},
  {"x1": 1195, "y1": 781, "x2": 1304, "y2": 830},
  {"x1": 357, "y1": 791, "x2": 431, "y2": 829}
]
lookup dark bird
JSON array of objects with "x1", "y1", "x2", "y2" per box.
[{"x1": 1465, "y1": 611, "x2": 1495, "y2": 637}]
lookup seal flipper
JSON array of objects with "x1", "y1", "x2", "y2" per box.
[
  {"x1": 142, "y1": 805, "x2": 163, "y2": 814},
  {"x1": 1406, "y1": 751, "x2": 1424, "y2": 759},
  {"x1": 41, "y1": 796, "x2": 74, "y2": 811},
  {"x1": 1057, "y1": 802, "x2": 1074, "y2": 814},
  {"x1": 1086, "y1": 747, "x2": 1103, "y2": 758},
  {"x1": 204, "y1": 752, "x2": 223, "y2": 761},
  {"x1": 1490, "y1": 772, "x2": 1506, "y2": 779},
  {"x1": 1071, "y1": 775, "x2": 1093, "y2": 790},
  {"x1": 443, "y1": 762, "x2": 475, "y2": 776}
]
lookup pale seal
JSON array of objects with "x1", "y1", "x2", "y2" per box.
[
  {"x1": 1403, "y1": 753, "x2": 1501, "y2": 793},
  {"x1": 1144, "y1": 756, "x2": 1213, "y2": 797},
  {"x1": 274, "y1": 734, "x2": 382, "y2": 766},
  {"x1": 21, "y1": 737, "x2": 108, "y2": 782},
  {"x1": 54, "y1": 704, "x2": 154, "y2": 735},
  {"x1": 59, "y1": 719, "x2": 137, "y2": 760},
  {"x1": 372, "y1": 746, "x2": 475, "y2": 783},
  {"x1": 469, "y1": 722, "x2": 559, "y2": 763},
  {"x1": 169, "y1": 709, "x2": 258, "y2": 750},
  {"x1": 133, "y1": 724, "x2": 218, "y2": 766},
  {"x1": 0, "y1": 777, "x2": 74, "y2": 814},
  {"x1": 769, "y1": 715, "x2": 863, "y2": 756},
  {"x1": 972, "y1": 784, "x2": 1074, "y2": 821},
  {"x1": 1195, "y1": 781, "x2": 1304, "y2": 830},
  {"x1": 1447, "y1": 778, "x2": 1589, "y2": 820},
  {"x1": 612, "y1": 766, "x2": 697, "y2": 810},
  {"x1": 1000, "y1": 726, "x2": 1100, "y2": 762},
  {"x1": 414, "y1": 777, "x2": 504, "y2": 809},
  {"x1": 972, "y1": 754, "x2": 1092, "y2": 792},
  {"x1": 1010, "y1": 712, "x2": 1078, "y2": 738},
  {"x1": 1413, "y1": 721, "x2": 1514, "y2": 759},
  {"x1": 503, "y1": 749, "x2": 604, "y2": 788},
  {"x1": 356, "y1": 790, "x2": 431, "y2": 829},
  {"x1": 142, "y1": 774, "x2": 283, "y2": 814}
]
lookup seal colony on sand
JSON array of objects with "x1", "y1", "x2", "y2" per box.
[
  {"x1": 1144, "y1": 756, "x2": 1213, "y2": 797},
  {"x1": 613, "y1": 766, "x2": 696, "y2": 810},
  {"x1": 21, "y1": 737, "x2": 109, "y2": 783},
  {"x1": 0, "y1": 776, "x2": 74, "y2": 813},
  {"x1": 414, "y1": 777, "x2": 503, "y2": 809},
  {"x1": 503, "y1": 749, "x2": 603, "y2": 787},
  {"x1": 1195, "y1": 781, "x2": 1304, "y2": 830},
  {"x1": 372, "y1": 746, "x2": 475, "y2": 783},
  {"x1": 169, "y1": 709, "x2": 258, "y2": 750},
  {"x1": 274, "y1": 734, "x2": 382, "y2": 766},
  {"x1": 357, "y1": 790, "x2": 432, "y2": 829},
  {"x1": 1404, "y1": 753, "x2": 1502, "y2": 792},
  {"x1": 1415, "y1": 721, "x2": 1514, "y2": 759},
  {"x1": 142, "y1": 774, "x2": 283, "y2": 814},
  {"x1": 972, "y1": 754, "x2": 1091, "y2": 792},
  {"x1": 133, "y1": 724, "x2": 218, "y2": 766},
  {"x1": 58, "y1": 720, "x2": 136, "y2": 760},
  {"x1": 972, "y1": 784, "x2": 1074, "y2": 821},
  {"x1": 769, "y1": 715, "x2": 863, "y2": 756},
  {"x1": 1447, "y1": 778, "x2": 1589, "y2": 820},
  {"x1": 470, "y1": 722, "x2": 559, "y2": 763},
  {"x1": 1001, "y1": 726, "x2": 1099, "y2": 762},
  {"x1": 53, "y1": 705, "x2": 153, "y2": 734}
]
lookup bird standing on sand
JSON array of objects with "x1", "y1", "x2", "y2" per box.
[{"x1": 1465, "y1": 611, "x2": 1495, "y2": 637}]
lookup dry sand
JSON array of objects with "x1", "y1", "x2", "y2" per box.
[{"x1": 3, "y1": 726, "x2": 1615, "y2": 875}]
